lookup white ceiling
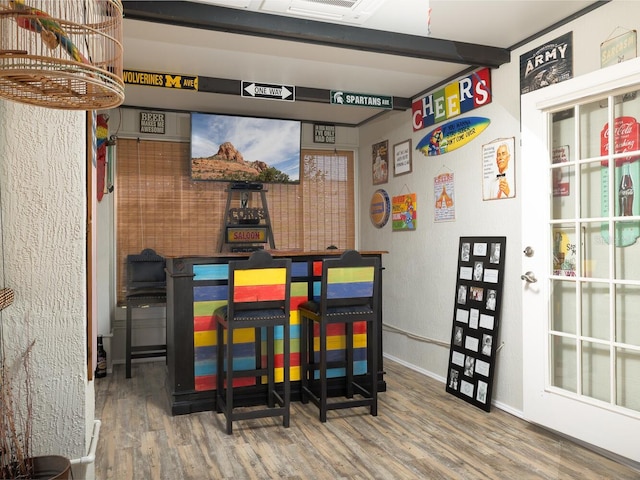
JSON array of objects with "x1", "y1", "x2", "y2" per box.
[{"x1": 121, "y1": 0, "x2": 603, "y2": 126}]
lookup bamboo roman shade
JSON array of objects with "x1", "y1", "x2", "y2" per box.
[{"x1": 115, "y1": 140, "x2": 355, "y2": 303}]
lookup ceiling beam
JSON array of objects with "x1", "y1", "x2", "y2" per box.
[
  {"x1": 194, "y1": 77, "x2": 411, "y2": 110},
  {"x1": 122, "y1": 1, "x2": 510, "y2": 68}
]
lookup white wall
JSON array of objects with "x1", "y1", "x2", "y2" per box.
[
  {"x1": 0, "y1": 101, "x2": 93, "y2": 478},
  {"x1": 358, "y1": 0, "x2": 640, "y2": 414},
  {"x1": 358, "y1": 87, "x2": 523, "y2": 411}
]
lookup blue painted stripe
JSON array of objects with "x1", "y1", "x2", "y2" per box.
[
  {"x1": 327, "y1": 281, "x2": 374, "y2": 299},
  {"x1": 194, "y1": 359, "x2": 216, "y2": 376},
  {"x1": 313, "y1": 360, "x2": 367, "y2": 379},
  {"x1": 313, "y1": 347, "x2": 368, "y2": 363},
  {"x1": 292, "y1": 261, "x2": 308, "y2": 277},
  {"x1": 194, "y1": 264, "x2": 228, "y2": 280},
  {"x1": 194, "y1": 285, "x2": 227, "y2": 301}
]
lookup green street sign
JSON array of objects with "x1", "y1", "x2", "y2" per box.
[{"x1": 330, "y1": 90, "x2": 393, "y2": 109}]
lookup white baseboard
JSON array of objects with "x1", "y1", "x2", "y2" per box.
[{"x1": 382, "y1": 352, "x2": 524, "y2": 419}]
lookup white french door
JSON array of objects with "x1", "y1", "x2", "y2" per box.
[{"x1": 522, "y1": 58, "x2": 640, "y2": 465}]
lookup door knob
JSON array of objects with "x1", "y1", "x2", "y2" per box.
[
  {"x1": 523, "y1": 246, "x2": 534, "y2": 257},
  {"x1": 521, "y1": 271, "x2": 537, "y2": 283}
]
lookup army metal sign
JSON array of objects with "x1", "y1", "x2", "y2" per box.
[{"x1": 520, "y1": 32, "x2": 573, "y2": 95}]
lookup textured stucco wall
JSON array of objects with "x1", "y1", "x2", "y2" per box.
[{"x1": 0, "y1": 100, "x2": 89, "y2": 464}]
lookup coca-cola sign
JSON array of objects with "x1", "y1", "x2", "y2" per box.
[{"x1": 600, "y1": 116, "x2": 640, "y2": 167}]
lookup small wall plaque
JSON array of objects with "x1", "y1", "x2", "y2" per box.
[
  {"x1": 600, "y1": 30, "x2": 637, "y2": 68},
  {"x1": 140, "y1": 112, "x2": 166, "y2": 134},
  {"x1": 314, "y1": 123, "x2": 335, "y2": 144}
]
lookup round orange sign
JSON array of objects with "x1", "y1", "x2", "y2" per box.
[{"x1": 369, "y1": 189, "x2": 390, "y2": 228}]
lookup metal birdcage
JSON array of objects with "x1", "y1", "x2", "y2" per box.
[{"x1": 0, "y1": 0, "x2": 124, "y2": 110}]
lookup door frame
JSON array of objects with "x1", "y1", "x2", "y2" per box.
[{"x1": 521, "y1": 56, "x2": 640, "y2": 466}]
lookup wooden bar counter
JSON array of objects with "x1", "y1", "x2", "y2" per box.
[{"x1": 165, "y1": 250, "x2": 386, "y2": 415}]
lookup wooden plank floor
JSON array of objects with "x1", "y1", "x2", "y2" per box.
[{"x1": 95, "y1": 360, "x2": 639, "y2": 479}]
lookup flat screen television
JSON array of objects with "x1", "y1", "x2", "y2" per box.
[{"x1": 190, "y1": 112, "x2": 301, "y2": 183}]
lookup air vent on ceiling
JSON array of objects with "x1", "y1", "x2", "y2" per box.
[
  {"x1": 303, "y1": 0, "x2": 358, "y2": 7},
  {"x1": 260, "y1": 0, "x2": 385, "y2": 24}
]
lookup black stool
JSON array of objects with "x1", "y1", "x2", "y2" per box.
[
  {"x1": 215, "y1": 250, "x2": 292, "y2": 434},
  {"x1": 125, "y1": 248, "x2": 167, "y2": 379},
  {"x1": 299, "y1": 250, "x2": 380, "y2": 422}
]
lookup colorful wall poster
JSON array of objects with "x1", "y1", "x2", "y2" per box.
[
  {"x1": 434, "y1": 173, "x2": 455, "y2": 222},
  {"x1": 553, "y1": 229, "x2": 576, "y2": 276},
  {"x1": 372, "y1": 140, "x2": 389, "y2": 185},
  {"x1": 392, "y1": 193, "x2": 417, "y2": 231}
]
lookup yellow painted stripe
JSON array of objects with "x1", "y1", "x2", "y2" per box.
[
  {"x1": 194, "y1": 328, "x2": 256, "y2": 347},
  {"x1": 235, "y1": 268, "x2": 286, "y2": 286},
  {"x1": 314, "y1": 333, "x2": 367, "y2": 350},
  {"x1": 327, "y1": 266, "x2": 374, "y2": 283},
  {"x1": 272, "y1": 366, "x2": 300, "y2": 382}
]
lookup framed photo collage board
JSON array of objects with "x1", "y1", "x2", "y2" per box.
[{"x1": 445, "y1": 236, "x2": 506, "y2": 412}]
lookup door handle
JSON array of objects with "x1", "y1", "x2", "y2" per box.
[{"x1": 521, "y1": 271, "x2": 537, "y2": 283}]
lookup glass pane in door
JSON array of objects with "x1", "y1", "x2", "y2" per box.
[
  {"x1": 616, "y1": 347, "x2": 640, "y2": 410},
  {"x1": 548, "y1": 88, "x2": 640, "y2": 415},
  {"x1": 581, "y1": 341, "x2": 610, "y2": 402},
  {"x1": 551, "y1": 335, "x2": 576, "y2": 392},
  {"x1": 616, "y1": 284, "x2": 640, "y2": 345},
  {"x1": 551, "y1": 108, "x2": 576, "y2": 220},
  {"x1": 581, "y1": 282, "x2": 610, "y2": 340}
]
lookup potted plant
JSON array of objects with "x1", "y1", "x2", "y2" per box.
[{"x1": 0, "y1": 288, "x2": 71, "y2": 479}]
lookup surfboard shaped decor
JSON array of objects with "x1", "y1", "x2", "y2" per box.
[{"x1": 417, "y1": 117, "x2": 490, "y2": 157}]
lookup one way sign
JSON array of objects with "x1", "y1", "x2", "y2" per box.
[{"x1": 242, "y1": 81, "x2": 295, "y2": 102}]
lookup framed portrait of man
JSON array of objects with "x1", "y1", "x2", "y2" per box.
[{"x1": 482, "y1": 137, "x2": 516, "y2": 200}]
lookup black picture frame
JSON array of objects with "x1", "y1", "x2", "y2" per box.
[{"x1": 445, "y1": 236, "x2": 506, "y2": 412}]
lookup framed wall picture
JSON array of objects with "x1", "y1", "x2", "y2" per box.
[
  {"x1": 372, "y1": 140, "x2": 389, "y2": 185},
  {"x1": 393, "y1": 139, "x2": 412, "y2": 176},
  {"x1": 482, "y1": 137, "x2": 516, "y2": 200},
  {"x1": 446, "y1": 236, "x2": 507, "y2": 412}
]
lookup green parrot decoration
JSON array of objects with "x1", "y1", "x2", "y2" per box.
[{"x1": 9, "y1": 0, "x2": 91, "y2": 64}]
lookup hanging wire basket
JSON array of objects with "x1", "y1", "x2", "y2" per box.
[{"x1": 0, "y1": 0, "x2": 124, "y2": 110}]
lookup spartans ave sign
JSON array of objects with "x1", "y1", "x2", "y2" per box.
[{"x1": 412, "y1": 68, "x2": 492, "y2": 132}]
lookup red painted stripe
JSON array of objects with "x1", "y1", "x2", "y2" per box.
[
  {"x1": 313, "y1": 261, "x2": 322, "y2": 276},
  {"x1": 195, "y1": 375, "x2": 257, "y2": 391},
  {"x1": 263, "y1": 352, "x2": 301, "y2": 368},
  {"x1": 313, "y1": 321, "x2": 367, "y2": 336},
  {"x1": 194, "y1": 315, "x2": 216, "y2": 332},
  {"x1": 290, "y1": 295, "x2": 308, "y2": 310},
  {"x1": 234, "y1": 284, "x2": 286, "y2": 302}
]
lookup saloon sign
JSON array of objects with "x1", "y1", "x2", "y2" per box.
[{"x1": 412, "y1": 68, "x2": 492, "y2": 132}]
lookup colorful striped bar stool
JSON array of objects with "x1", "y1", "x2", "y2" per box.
[
  {"x1": 214, "y1": 250, "x2": 292, "y2": 434},
  {"x1": 299, "y1": 250, "x2": 381, "y2": 422}
]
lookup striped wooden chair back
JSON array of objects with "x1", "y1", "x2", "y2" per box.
[
  {"x1": 320, "y1": 250, "x2": 380, "y2": 314},
  {"x1": 228, "y1": 250, "x2": 291, "y2": 318}
]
